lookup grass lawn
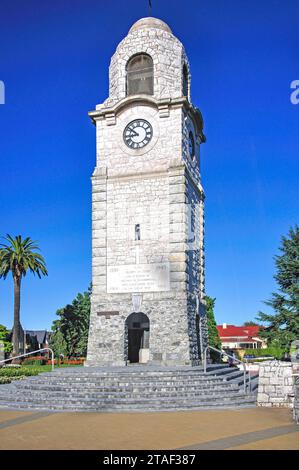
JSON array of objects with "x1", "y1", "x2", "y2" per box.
[{"x1": 24, "y1": 364, "x2": 83, "y2": 373}]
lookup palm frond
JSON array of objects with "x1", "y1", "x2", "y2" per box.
[{"x1": 0, "y1": 234, "x2": 48, "y2": 280}]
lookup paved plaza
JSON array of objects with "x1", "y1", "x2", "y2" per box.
[{"x1": 0, "y1": 407, "x2": 298, "y2": 450}]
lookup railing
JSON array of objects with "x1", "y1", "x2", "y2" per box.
[
  {"x1": 0, "y1": 348, "x2": 55, "y2": 371},
  {"x1": 203, "y1": 345, "x2": 251, "y2": 394}
]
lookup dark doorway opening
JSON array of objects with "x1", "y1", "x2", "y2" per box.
[{"x1": 126, "y1": 312, "x2": 150, "y2": 363}]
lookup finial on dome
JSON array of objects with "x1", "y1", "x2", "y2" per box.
[{"x1": 129, "y1": 17, "x2": 172, "y2": 34}]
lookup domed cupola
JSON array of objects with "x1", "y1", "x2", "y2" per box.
[{"x1": 105, "y1": 16, "x2": 191, "y2": 106}]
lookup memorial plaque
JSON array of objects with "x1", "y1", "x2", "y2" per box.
[{"x1": 107, "y1": 262, "x2": 170, "y2": 293}]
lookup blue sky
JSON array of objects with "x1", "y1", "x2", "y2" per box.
[{"x1": 0, "y1": 0, "x2": 298, "y2": 331}]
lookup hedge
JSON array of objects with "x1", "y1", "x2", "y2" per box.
[
  {"x1": 243, "y1": 347, "x2": 286, "y2": 360},
  {"x1": 0, "y1": 376, "x2": 12, "y2": 384},
  {"x1": 0, "y1": 367, "x2": 40, "y2": 377}
]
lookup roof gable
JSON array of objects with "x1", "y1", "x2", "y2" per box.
[{"x1": 217, "y1": 325, "x2": 261, "y2": 339}]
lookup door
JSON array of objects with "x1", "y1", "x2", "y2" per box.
[{"x1": 128, "y1": 329, "x2": 143, "y2": 363}]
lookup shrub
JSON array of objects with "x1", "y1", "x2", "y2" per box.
[
  {"x1": 0, "y1": 375, "x2": 32, "y2": 385},
  {"x1": 0, "y1": 367, "x2": 40, "y2": 377},
  {"x1": 22, "y1": 359, "x2": 45, "y2": 366},
  {"x1": 0, "y1": 376, "x2": 12, "y2": 384},
  {"x1": 22, "y1": 356, "x2": 47, "y2": 366},
  {"x1": 243, "y1": 347, "x2": 286, "y2": 360},
  {"x1": 46, "y1": 358, "x2": 84, "y2": 366}
]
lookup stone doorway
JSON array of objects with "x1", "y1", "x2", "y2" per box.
[{"x1": 125, "y1": 312, "x2": 150, "y2": 364}]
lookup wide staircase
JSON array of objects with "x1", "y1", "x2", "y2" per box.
[{"x1": 0, "y1": 364, "x2": 258, "y2": 412}]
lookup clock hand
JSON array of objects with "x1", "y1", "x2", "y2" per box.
[{"x1": 129, "y1": 129, "x2": 139, "y2": 137}]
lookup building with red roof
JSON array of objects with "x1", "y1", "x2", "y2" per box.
[{"x1": 217, "y1": 323, "x2": 267, "y2": 357}]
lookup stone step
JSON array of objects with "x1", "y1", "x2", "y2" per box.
[
  {"x1": 0, "y1": 387, "x2": 243, "y2": 401},
  {"x1": 27, "y1": 370, "x2": 242, "y2": 380},
  {"x1": 23, "y1": 380, "x2": 226, "y2": 388},
  {"x1": 228, "y1": 372, "x2": 258, "y2": 385},
  {"x1": 47, "y1": 364, "x2": 229, "y2": 374},
  {"x1": 208, "y1": 367, "x2": 243, "y2": 378},
  {"x1": 15, "y1": 378, "x2": 228, "y2": 389},
  {"x1": 0, "y1": 364, "x2": 258, "y2": 412},
  {"x1": 35, "y1": 372, "x2": 227, "y2": 381},
  {"x1": 20, "y1": 374, "x2": 226, "y2": 382},
  {"x1": 14, "y1": 382, "x2": 237, "y2": 393},
  {"x1": 0, "y1": 397, "x2": 256, "y2": 412},
  {"x1": 0, "y1": 392, "x2": 256, "y2": 406},
  {"x1": 223, "y1": 370, "x2": 246, "y2": 380},
  {"x1": 37, "y1": 365, "x2": 232, "y2": 379}
]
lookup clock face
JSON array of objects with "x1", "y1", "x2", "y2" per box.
[
  {"x1": 188, "y1": 131, "x2": 195, "y2": 159},
  {"x1": 123, "y1": 119, "x2": 153, "y2": 149}
]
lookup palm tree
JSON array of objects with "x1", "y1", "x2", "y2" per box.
[{"x1": 0, "y1": 235, "x2": 48, "y2": 356}]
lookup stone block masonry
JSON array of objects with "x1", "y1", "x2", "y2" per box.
[
  {"x1": 86, "y1": 17, "x2": 208, "y2": 366},
  {"x1": 257, "y1": 361, "x2": 295, "y2": 408}
]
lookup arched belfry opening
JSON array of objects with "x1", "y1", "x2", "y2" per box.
[
  {"x1": 125, "y1": 312, "x2": 150, "y2": 364},
  {"x1": 126, "y1": 53, "x2": 154, "y2": 96}
]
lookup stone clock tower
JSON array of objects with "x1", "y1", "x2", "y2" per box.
[{"x1": 86, "y1": 17, "x2": 208, "y2": 366}]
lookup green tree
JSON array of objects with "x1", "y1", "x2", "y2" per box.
[
  {"x1": 49, "y1": 326, "x2": 67, "y2": 357},
  {"x1": 0, "y1": 235, "x2": 48, "y2": 356},
  {"x1": 50, "y1": 286, "x2": 91, "y2": 357},
  {"x1": 257, "y1": 225, "x2": 299, "y2": 351},
  {"x1": 205, "y1": 296, "x2": 221, "y2": 350},
  {"x1": 243, "y1": 321, "x2": 259, "y2": 326},
  {"x1": 0, "y1": 324, "x2": 12, "y2": 354}
]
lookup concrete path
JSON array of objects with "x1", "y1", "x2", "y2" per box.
[{"x1": 0, "y1": 408, "x2": 298, "y2": 450}]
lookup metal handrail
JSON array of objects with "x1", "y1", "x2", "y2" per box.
[
  {"x1": 203, "y1": 345, "x2": 251, "y2": 394},
  {"x1": 0, "y1": 348, "x2": 55, "y2": 371}
]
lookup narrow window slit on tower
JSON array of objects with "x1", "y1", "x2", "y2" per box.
[{"x1": 135, "y1": 224, "x2": 141, "y2": 241}]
